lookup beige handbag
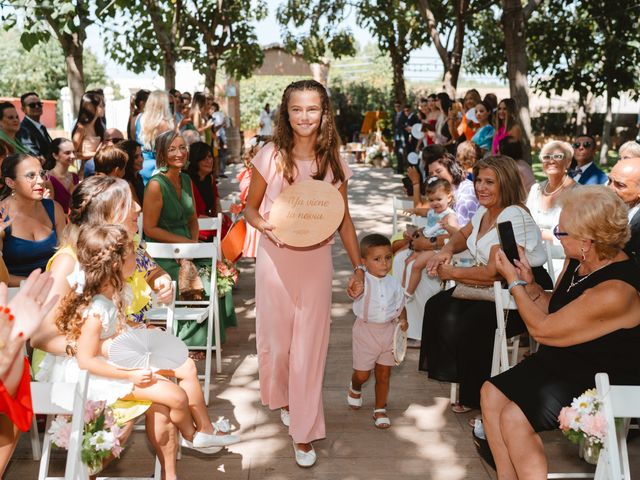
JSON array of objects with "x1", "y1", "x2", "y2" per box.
[{"x1": 451, "y1": 207, "x2": 528, "y2": 303}]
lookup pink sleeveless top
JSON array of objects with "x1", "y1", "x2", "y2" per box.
[{"x1": 49, "y1": 173, "x2": 79, "y2": 213}]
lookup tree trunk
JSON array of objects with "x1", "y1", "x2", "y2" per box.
[
  {"x1": 575, "y1": 91, "x2": 587, "y2": 136},
  {"x1": 502, "y1": 0, "x2": 533, "y2": 164},
  {"x1": 163, "y1": 53, "x2": 176, "y2": 90},
  {"x1": 388, "y1": 44, "x2": 407, "y2": 106},
  {"x1": 204, "y1": 49, "x2": 218, "y2": 94},
  {"x1": 600, "y1": 82, "x2": 613, "y2": 164},
  {"x1": 60, "y1": 34, "x2": 85, "y2": 115}
]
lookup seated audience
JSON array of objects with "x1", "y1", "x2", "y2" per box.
[
  {"x1": 483, "y1": 186, "x2": 640, "y2": 479},
  {"x1": 471, "y1": 101, "x2": 494, "y2": 155},
  {"x1": 526, "y1": 140, "x2": 577, "y2": 243},
  {"x1": 0, "y1": 154, "x2": 65, "y2": 286},
  {"x1": 94, "y1": 145, "x2": 127, "y2": 177},
  {"x1": 618, "y1": 140, "x2": 640, "y2": 160},
  {"x1": 71, "y1": 92, "x2": 105, "y2": 179},
  {"x1": 570, "y1": 134, "x2": 607, "y2": 185},
  {"x1": 419, "y1": 156, "x2": 552, "y2": 412},
  {"x1": 0, "y1": 103, "x2": 28, "y2": 155},
  {"x1": 607, "y1": 157, "x2": 640, "y2": 262},
  {"x1": 143, "y1": 131, "x2": 201, "y2": 285},
  {"x1": 119, "y1": 139, "x2": 145, "y2": 206},
  {"x1": 44, "y1": 138, "x2": 79, "y2": 213},
  {"x1": 492, "y1": 98, "x2": 521, "y2": 154},
  {"x1": 16, "y1": 92, "x2": 52, "y2": 158}
]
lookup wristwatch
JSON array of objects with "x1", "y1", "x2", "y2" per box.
[
  {"x1": 354, "y1": 264, "x2": 367, "y2": 273},
  {"x1": 507, "y1": 279, "x2": 528, "y2": 293}
]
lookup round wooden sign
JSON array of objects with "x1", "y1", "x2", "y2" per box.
[{"x1": 269, "y1": 179, "x2": 345, "y2": 247}]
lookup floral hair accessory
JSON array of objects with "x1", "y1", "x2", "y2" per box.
[
  {"x1": 426, "y1": 176, "x2": 440, "y2": 185},
  {"x1": 66, "y1": 263, "x2": 86, "y2": 294}
]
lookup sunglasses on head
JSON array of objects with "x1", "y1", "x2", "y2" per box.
[{"x1": 572, "y1": 141, "x2": 592, "y2": 149}]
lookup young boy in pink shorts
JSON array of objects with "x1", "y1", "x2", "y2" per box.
[{"x1": 347, "y1": 234, "x2": 408, "y2": 428}]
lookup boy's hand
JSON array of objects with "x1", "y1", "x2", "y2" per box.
[{"x1": 399, "y1": 318, "x2": 409, "y2": 332}]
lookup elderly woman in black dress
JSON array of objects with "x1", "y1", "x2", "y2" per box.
[{"x1": 483, "y1": 186, "x2": 640, "y2": 479}]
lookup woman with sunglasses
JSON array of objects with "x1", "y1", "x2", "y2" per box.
[
  {"x1": 526, "y1": 141, "x2": 577, "y2": 258},
  {"x1": 0, "y1": 154, "x2": 65, "y2": 286},
  {"x1": 483, "y1": 186, "x2": 640, "y2": 478}
]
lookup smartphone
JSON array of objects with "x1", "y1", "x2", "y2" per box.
[{"x1": 497, "y1": 221, "x2": 520, "y2": 266}]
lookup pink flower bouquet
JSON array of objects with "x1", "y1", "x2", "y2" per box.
[
  {"x1": 49, "y1": 400, "x2": 125, "y2": 474},
  {"x1": 558, "y1": 388, "x2": 606, "y2": 463}
]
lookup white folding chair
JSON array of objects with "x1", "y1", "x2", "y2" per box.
[
  {"x1": 32, "y1": 370, "x2": 90, "y2": 480},
  {"x1": 392, "y1": 196, "x2": 414, "y2": 235},
  {"x1": 592, "y1": 372, "x2": 640, "y2": 480},
  {"x1": 490, "y1": 281, "x2": 521, "y2": 376},
  {"x1": 197, "y1": 213, "x2": 223, "y2": 260},
  {"x1": 144, "y1": 242, "x2": 220, "y2": 405}
]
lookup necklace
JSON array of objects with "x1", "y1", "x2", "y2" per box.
[
  {"x1": 543, "y1": 176, "x2": 567, "y2": 196},
  {"x1": 567, "y1": 261, "x2": 613, "y2": 292}
]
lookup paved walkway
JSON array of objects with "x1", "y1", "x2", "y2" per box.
[{"x1": 5, "y1": 163, "x2": 635, "y2": 479}]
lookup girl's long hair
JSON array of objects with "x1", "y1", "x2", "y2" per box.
[
  {"x1": 62, "y1": 176, "x2": 132, "y2": 248},
  {"x1": 55, "y1": 224, "x2": 133, "y2": 342},
  {"x1": 272, "y1": 80, "x2": 344, "y2": 185},
  {"x1": 495, "y1": 98, "x2": 519, "y2": 132},
  {"x1": 71, "y1": 92, "x2": 105, "y2": 140},
  {"x1": 140, "y1": 90, "x2": 174, "y2": 151}
]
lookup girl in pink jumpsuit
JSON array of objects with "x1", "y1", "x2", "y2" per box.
[{"x1": 244, "y1": 80, "x2": 361, "y2": 467}]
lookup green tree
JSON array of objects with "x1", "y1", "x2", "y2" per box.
[
  {"x1": 98, "y1": 0, "x2": 187, "y2": 90},
  {"x1": 4, "y1": 0, "x2": 94, "y2": 113},
  {"x1": 0, "y1": 29, "x2": 106, "y2": 101},
  {"x1": 528, "y1": 0, "x2": 640, "y2": 161},
  {"x1": 182, "y1": 0, "x2": 267, "y2": 92},
  {"x1": 277, "y1": 0, "x2": 429, "y2": 105}
]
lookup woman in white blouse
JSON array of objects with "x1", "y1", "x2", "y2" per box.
[
  {"x1": 419, "y1": 156, "x2": 553, "y2": 413},
  {"x1": 526, "y1": 141, "x2": 577, "y2": 271}
]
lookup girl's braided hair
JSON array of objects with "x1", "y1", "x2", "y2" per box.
[{"x1": 55, "y1": 224, "x2": 134, "y2": 342}]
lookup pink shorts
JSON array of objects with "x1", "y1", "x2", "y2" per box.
[{"x1": 352, "y1": 318, "x2": 396, "y2": 371}]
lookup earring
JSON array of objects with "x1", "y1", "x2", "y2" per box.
[
  {"x1": 580, "y1": 247, "x2": 586, "y2": 262},
  {"x1": 10, "y1": 189, "x2": 15, "y2": 197}
]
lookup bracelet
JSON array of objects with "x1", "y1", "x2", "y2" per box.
[
  {"x1": 507, "y1": 279, "x2": 528, "y2": 293},
  {"x1": 354, "y1": 264, "x2": 367, "y2": 273}
]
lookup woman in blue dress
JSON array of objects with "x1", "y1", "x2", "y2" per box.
[
  {"x1": 471, "y1": 101, "x2": 495, "y2": 155},
  {"x1": 0, "y1": 154, "x2": 65, "y2": 285}
]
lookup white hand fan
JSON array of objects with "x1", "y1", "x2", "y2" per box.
[
  {"x1": 108, "y1": 329, "x2": 188, "y2": 370},
  {"x1": 393, "y1": 323, "x2": 408, "y2": 366},
  {"x1": 465, "y1": 107, "x2": 478, "y2": 124},
  {"x1": 411, "y1": 123, "x2": 424, "y2": 140},
  {"x1": 407, "y1": 152, "x2": 420, "y2": 165}
]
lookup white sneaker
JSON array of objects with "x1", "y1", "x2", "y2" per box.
[
  {"x1": 293, "y1": 441, "x2": 316, "y2": 468},
  {"x1": 280, "y1": 408, "x2": 290, "y2": 427},
  {"x1": 193, "y1": 430, "x2": 227, "y2": 449},
  {"x1": 180, "y1": 437, "x2": 222, "y2": 454}
]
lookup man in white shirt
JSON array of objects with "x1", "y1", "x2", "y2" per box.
[
  {"x1": 607, "y1": 157, "x2": 640, "y2": 262},
  {"x1": 16, "y1": 92, "x2": 52, "y2": 158},
  {"x1": 258, "y1": 103, "x2": 273, "y2": 137}
]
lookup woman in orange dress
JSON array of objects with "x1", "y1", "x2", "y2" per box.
[{"x1": 244, "y1": 80, "x2": 361, "y2": 467}]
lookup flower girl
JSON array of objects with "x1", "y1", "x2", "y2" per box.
[{"x1": 40, "y1": 224, "x2": 233, "y2": 450}]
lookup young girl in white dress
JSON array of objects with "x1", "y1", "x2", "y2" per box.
[{"x1": 46, "y1": 224, "x2": 232, "y2": 451}]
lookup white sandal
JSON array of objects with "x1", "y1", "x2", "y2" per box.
[
  {"x1": 373, "y1": 408, "x2": 391, "y2": 429},
  {"x1": 347, "y1": 382, "x2": 363, "y2": 409}
]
